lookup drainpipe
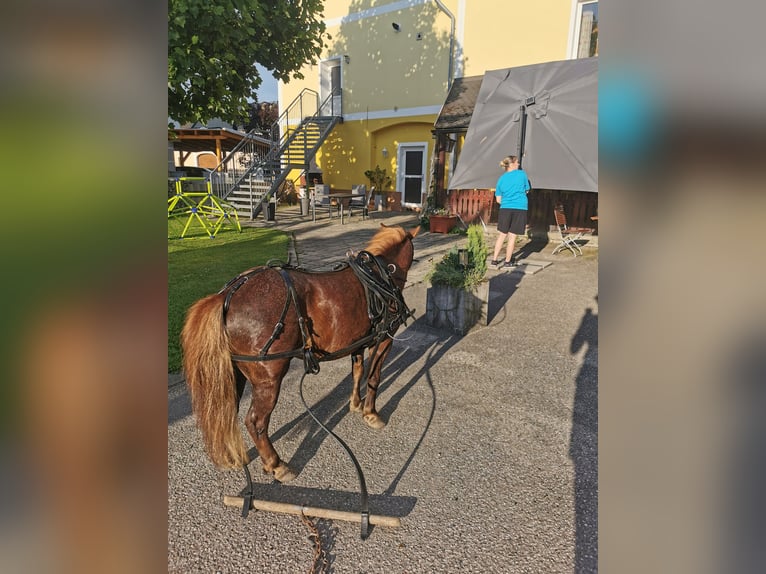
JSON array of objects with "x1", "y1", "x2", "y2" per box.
[{"x1": 433, "y1": 0, "x2": 455, "y2": 90}]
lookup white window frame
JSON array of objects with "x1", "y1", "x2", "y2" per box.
[
  {"x1": 567, "y1": 1, "x2": 598, "y2": 59},
  {"x1": 319, "y1": 57, "x2": 343, "y2": 116},
  {"x1": 397, "y1": 142, "x2": 428, "y2": 208}
]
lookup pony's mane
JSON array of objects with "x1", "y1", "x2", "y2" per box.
[{"x1": 364, "y1": 226, "x2": 406, "y2": 256}]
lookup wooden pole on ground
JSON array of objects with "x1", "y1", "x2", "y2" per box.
[{"x1": 223, "y1": 496, "x2": 401, "y2": 528}]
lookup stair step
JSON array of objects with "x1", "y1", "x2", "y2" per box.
[{"x1": 236, "y1": 183, "x2": 271, "y2": 191}]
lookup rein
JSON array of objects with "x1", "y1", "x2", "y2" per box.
[{"x1": 298, "y1": 367, "x2": 371, "y2": 538}]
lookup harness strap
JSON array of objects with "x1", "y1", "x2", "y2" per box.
[
  {"x1": 230, "y1": 332, "x2": 379, "y2": 364},
  {"x1": 348, "y1": 251, "x2": 414, "y2": 337},
  {"x1": 221, "y1": 268, "x2": 269, "y2": 321},
  {"x1": 276, "y1": 269, "x2": 320, "y2": 374},
  {"x1": 230, "y1": 348, "x2": 304, "y2": 362},
  {"x1": 257, "y1": 271, "x2": 291, "y2": 357}
]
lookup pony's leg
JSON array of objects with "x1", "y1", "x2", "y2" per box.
[
  {"x1": 239, "y1": 362, "x2": 296, "y2": 483},
  {"x1": 361, "y1": 339, "x2": 393, "y2": 429},
  {"x1": 349, "y1": 350, "x2": 365, "y2": 413}
]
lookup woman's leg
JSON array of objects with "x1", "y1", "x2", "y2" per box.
[
  {"x1": 493, "y1": 231, "x2": 507, "y2": 262},
  {"x1": 505, "y1": 232, "x2": 517, "y2": 262}
]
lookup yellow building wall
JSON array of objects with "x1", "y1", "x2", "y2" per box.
[
  {"x1": 279, "y1": 0, "x2": 578, "y2": 204},
  {"x1": 460, "y1": 0, "x2": 572, "y2": 75},
  {"x1": 317, "y1": 116, "x2": 434, "y2": 192},
  {"x1": 283, "y1": 0, "x2": 453, "y2": 114}
]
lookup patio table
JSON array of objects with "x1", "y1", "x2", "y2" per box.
[{"x1": 329, "y1": 192, "x2": 354, "y2": 224}]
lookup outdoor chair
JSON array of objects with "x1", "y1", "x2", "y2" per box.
[
  {"x1": 348, "y1": 184, "x2": 371, "y2": 219},
  {"x1": 312, "y1": 184, "x2": 335, "y2": 218},
  {"x1": 552, "y1": 205, "x2": 584, "y2": 257}
]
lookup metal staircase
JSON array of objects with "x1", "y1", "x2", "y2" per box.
[{"x1": 208, "y1": 89, "x2": 341, "y2": 219}]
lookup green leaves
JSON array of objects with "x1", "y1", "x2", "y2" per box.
[
  {"x1": 168, "y1": 0, "x2": 328, "y2": 126},
  {"x1": 364, "y1": 165, "x2": 393, "y2": 191},
  {"x1": 427, "y1": 225, "x2": 489, "y2": 290}
]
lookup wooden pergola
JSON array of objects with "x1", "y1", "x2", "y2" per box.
[{"x1": 168, "y1": 127, "x2": 270, "y2": 167}]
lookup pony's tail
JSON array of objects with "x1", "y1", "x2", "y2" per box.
[{"x1": 181, "y1": 293, "x2": 249, "y2": 469}]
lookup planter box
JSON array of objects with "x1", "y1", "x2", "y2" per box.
[
  {"x1": 429, "y1": 215, "x2": 458, "y2": 234},
  {"x1": 425, "y1": 282, "x2": 489, "y2": 335}
]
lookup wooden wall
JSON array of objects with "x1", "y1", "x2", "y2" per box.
[{"x1": 448, "y1": 189, "x2": 598, "y2": 235}]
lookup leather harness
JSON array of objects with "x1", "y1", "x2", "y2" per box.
[{"x1": 221, "y1": 250, "x2": 414, "y2": 374}]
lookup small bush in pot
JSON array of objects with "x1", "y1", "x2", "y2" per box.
[
  {"x1": 425, "y1": 225, "x2": 490, "y2": 334},
  {"x1": 427, "y1": 224, "x2": 487, "y2": 289}
]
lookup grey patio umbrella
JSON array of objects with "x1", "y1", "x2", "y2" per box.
[{"x1": 448, "y1": 58, "x2": 598, "y2": 193}]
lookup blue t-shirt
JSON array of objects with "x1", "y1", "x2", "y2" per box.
[{"x1": 495, "y1": 169, "x2": 530, "y2": 210}]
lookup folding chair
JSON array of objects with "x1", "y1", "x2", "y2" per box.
[
  {"x1": 348, "y1": 184, "x2": 371, "y2": 219},
  {"x1": 552, "y1": 204, "x2": 584, "y2": 256}
]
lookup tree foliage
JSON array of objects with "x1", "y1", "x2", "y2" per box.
[
  {"x1": 241, "y1": 101, "x2": 280, "y2": 136},
  {"x1": 168, "y1": 0, "x2": 328, "y2": 126}
]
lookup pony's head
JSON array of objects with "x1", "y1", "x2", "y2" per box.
[{"x1": 365, "y1": 224, "x2": 420, "y2": 285}]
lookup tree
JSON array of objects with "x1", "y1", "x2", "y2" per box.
[
  {"x1": 169, "y1": 0, "x2": 328, "y2": 126},
  {"x1": 241, "y1": 101, "x2": 280, "y2": 136}
]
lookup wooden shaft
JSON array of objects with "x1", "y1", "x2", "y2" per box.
[{"x1": 223, "y1": 496, "x2": 401, "y2": 528}]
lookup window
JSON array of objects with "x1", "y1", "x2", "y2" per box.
[{"x1": 574, "y1": 1, "x2": 598, "y2": 58}]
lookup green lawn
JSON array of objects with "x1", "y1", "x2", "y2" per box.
[{"x1": 168, "y1": 218, "x2": 290, "y2": 372}]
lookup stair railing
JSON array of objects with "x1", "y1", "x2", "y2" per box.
[
  {"x1": 206, "y1": 130, "x2": 273, "y2": 200},
  {"x1": 204, "y1": 88, "x2": 339, "y2": 202},
  {"x1": 268, "y1": 90, "x2": 338, "y2": 171},
  {"x1": 203, "y1": 89, "x2": 319, "y2": 200},
  {"x1": 202, "y1": 89, "x2": 343, "y2": 217},
  {"x1": 269, "y1": 88, "x2": 320, "y2": 154}
]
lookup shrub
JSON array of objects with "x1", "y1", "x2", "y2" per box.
[{"x1": 427, "y1": 224, "x2": 488, "y2": 290}]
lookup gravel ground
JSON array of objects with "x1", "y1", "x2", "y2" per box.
[{"x1": 169, "y1": 213, "x2": 597, "y2": 573}]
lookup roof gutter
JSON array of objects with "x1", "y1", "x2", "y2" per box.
[{"x1": 433, "y1": 0, "x2": 455, "y2": 90}]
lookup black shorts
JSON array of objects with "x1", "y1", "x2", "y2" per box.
[{"x1": 497, "y1": 208, "x2": 527, "y2": 235}]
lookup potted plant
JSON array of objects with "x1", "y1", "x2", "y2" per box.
[
  {"x1": 364, "y1": 165, "x2": 393, "y2": 211},
  {"x1": 425, "y1": 207, "x2": 459, "y2": 234},
  {"x1": 425, "y1": 225, "x2": 490, "y2": 334}
]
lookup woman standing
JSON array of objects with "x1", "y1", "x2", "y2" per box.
[{"x1": 491, "y1": 155, "x2": 530, "y2": 267}]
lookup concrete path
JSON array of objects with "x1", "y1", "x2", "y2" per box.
[{"x1": 168, "y1": 206, "x2": 598, "y2": 573}]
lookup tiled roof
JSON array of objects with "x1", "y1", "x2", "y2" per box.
[{"x1": 434, "y1": 75, "x2": 484, "y2": 131}]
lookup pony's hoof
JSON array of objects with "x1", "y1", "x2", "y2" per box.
[
  {"x1": 273, "y1": 463, "x2": 296, "y2": 483},
  {"x1": 349, "y1": 401, "x2": 363, "y2": 413},
  {"x1": 363, "y1": 413, "x2": 386, "y2": 429}
]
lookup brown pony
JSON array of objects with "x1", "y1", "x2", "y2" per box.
[{"x1": 181, "y1": 224, "x2": 420, "y2": 482}]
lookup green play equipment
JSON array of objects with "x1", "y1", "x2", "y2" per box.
[{"x1": 168, "y1": 177, "x2": 241, "y2": 238}]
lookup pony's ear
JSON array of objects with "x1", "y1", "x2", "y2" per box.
[
  {"x1": 379, "y1": 223, "x2": 390, "y2": 229},
  {"x1": 408, "y1": 225, "x2": 421, "y2": 238}
]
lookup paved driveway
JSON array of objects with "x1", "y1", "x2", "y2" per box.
[{"x1": 169, "y1": 212, "x2": 598, "y2": 573}]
